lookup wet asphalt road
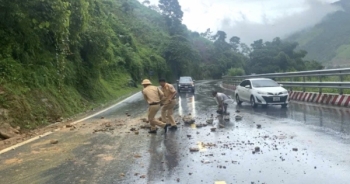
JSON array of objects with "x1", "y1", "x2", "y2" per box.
[{"x1": 1, "y1": 80, "x2": 350, "y2": 184}]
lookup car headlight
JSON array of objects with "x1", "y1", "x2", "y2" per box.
[
  {"x1": 282, "y1": 90, "x2": 288, "y2": 94},
  {"x1": 178, "y1": 84, "x2": 181, "y2": 87},
  {"x1": 257, "y1": 91, "x2": 267, "y2": 95}
]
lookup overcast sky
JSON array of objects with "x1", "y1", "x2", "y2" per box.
[{"x1": 142, "y1": 0, "x2": 340, "y2": 44}]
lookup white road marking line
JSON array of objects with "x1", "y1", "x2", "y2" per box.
[{"x1": 0, "y1": 92, "x2": 141, "y2": 155}]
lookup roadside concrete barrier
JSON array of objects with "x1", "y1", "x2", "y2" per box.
[{"x1": 289, "y1": 91, "x2": 350, "y2": 107}]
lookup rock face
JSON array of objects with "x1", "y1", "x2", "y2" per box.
[{"x1": 0, "y1": 123, "x2": 19, "y2": 139}]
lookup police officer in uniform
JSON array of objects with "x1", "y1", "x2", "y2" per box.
[
  {"x1": 141, "y1": 79, "x2": 170, "y2": 134},
  {"x1": 159, "y1": 79, "x2": 178, "y2": 130}
]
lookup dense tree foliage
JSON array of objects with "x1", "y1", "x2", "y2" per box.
[{"x1": 246, "y1": 37, "x2": 323, "y2": 74}]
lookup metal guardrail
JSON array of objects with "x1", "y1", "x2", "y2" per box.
[{"x1": 222, "y1": 68, "x2": 350, "y2": 94}]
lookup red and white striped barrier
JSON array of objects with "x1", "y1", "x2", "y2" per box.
[{"x1": 289, "y1": 91, "x2": 350, "y2": 107}]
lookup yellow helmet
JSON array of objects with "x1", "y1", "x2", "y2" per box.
[{"x1": 141, "y1": 79, "x2": 152, "y2": 85}]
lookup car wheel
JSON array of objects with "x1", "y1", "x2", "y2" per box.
[
  {"x1": 281, "y1": 104, "x2": 287, "y2": 108},
  {"x1": 236, "y1": 94, "x2": 242, "y2": 105},
  {"x1": 250, "y1": 96, "x2": 258, "y2": 108}
]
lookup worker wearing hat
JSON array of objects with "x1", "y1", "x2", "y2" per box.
[
  {"x1": 141, "y1": 79, "x2": 170, "y2": 134},
  {"x1": 159, "y1": 79, "x2": 178, "y2": 130}
]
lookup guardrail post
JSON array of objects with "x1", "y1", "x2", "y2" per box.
[
  {"x1": 339, "y1": 75, "x2": 343, "y2": 95},
  {"x1": 303, "y1": 76, "x2": 306, "y2": 92},
  {"x1": 318, "y1": 76, "x2": 322, "y2": 94},
  {"x1": 290, "y1": 77, "x2": 293, "y2": 91}
]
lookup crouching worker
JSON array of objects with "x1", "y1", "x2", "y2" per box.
[
  {"x1": 212, "y1": 91, "x2": 231, "y2": 115},
  {"x1": 141, "y1": 79, "x2": 170, "y2": 134}
]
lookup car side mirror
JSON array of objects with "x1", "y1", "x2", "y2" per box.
[
  {"x1": 280, "y1": 84, "x2": 283, "y2": 87},
  {"x1": 245, "y1": 85, "x2": 251, "y2": 89}
]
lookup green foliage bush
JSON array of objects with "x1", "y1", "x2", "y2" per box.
[{"x1": 228, "y1": 68, "x2": 245, "y2": 76}]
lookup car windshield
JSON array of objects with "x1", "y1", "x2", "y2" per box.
[
  {"x1": 179, "y1": 78, "x2": 192, "y2": 83},
  {"x1": 251, "y1": 79, "x2": 279, "y2": 88}
]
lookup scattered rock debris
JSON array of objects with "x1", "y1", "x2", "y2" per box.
[
  {"x1": 255, "y1": 147, "x2": 260, "y2": 152},
  {"x1": 257, "y1": 124, "x2": 262, "y2": 129},
  {"x1": 183, "y1": 115, "x2": 195, "y2": 124},
  {"x1": 140, "y1": 118, "x2": 148, "y2": 123},
  {"x1": 140, "y1": 125, "x2": 151, "y2": 129},
  {"x1": 0, "y1": 123, "x2": 20, "y2": 139},
  {"x1": 50, "y1": 139, "x2": 59, "y2": 144},
  {"x1": 235, "y1": 115, "x2": 243, "y2": 121},
  {"x1": 211, "y1": 128, "x2": 216, "y2": 132},
  {"x1": 206, "y1": 118, "x2": 214, "y2": 124},
  {"x1": 65, "y1": 124, "x2": 73, "y2": 128},
  {"x1": 134, "y1": 154, "x2": 142, "y2": 158},
  {"x1": 293, "y1": 148, "x2": 298, "y2": 151},
  {"x1": 130, "y1": 128, "x2": 136, "y2": 131},
  {"x1": 196, "y1": 124, "x2": 204, "y2": 128},
  {"x1": 189, "y1": 147, "x2": 199, "y2": 152}
]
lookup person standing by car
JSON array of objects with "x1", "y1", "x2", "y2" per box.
[
  {"x1": 159, "y1": 79, "x2": 178, "y2": 130},
  {"x1": 141, "y1": 79, "x2": 170, "y2": 134},
  {"x1": 212, "y1": 91, "x2": 231, "y2": 115}
]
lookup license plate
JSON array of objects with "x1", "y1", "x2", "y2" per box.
[{"x1": 273, "y1": 97, "x2": 280, "y2": 101}]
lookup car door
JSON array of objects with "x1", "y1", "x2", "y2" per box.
[
  {"x1": 243, "y1": 80, "x2": 252, "y2": 100},
  {"x1": 242, "y1": 80, "x2": 250, "y2": 102},
  {"x1": 238, "y1": 80, "x2": 249, "y2": 101}
]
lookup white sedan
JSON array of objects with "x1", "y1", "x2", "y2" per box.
[{"x1": 235, "y1": 78, "x2": 289, "y2": 108}]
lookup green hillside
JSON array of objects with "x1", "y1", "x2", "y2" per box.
[
  {"x1": 286, "y1": 0, "x2": 350, "y2": 67},
  {"x1": 0, "y1": 0, "x2": 246, "y2": 130}
]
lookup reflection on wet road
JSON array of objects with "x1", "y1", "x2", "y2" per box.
[{"x1": 1, "y1": 80, "x2": 350, "y2": 184}]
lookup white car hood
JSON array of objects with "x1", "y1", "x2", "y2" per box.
[{"x1": 254, "y1": 87, "x2": 286, "y2": 93}]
